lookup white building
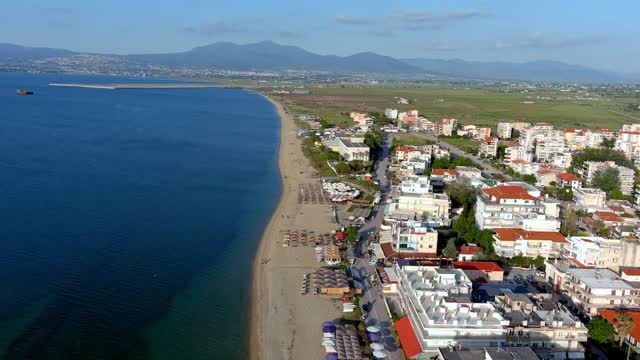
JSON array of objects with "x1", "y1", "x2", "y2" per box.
[
  {"x1": 475, "y1": 183, "x2": 560, "y2": 231},
  {"x1": 385, "y1": 220, "x2": 438, "y2": 255},
  {"x1": 563, "y1": 236, "x2": 640, "y2": 271},
  {"x1": 396, "y1": 265, "x2": 506, "y2": 354},
  {"x1": 435, "y1": 118, "x2": 458, "y2": 137},
  {"x1": 573, "y1": 187, "x2": 606, "y2": 209},
  {"x1": 399, "y1": 176, "x2": 433, "y2": 195},
  {"x1": 337, "y1": 138, "x2": 370, "y2": 161},
  {"x1": 493, "y1": 228, "x2": 566, "y2": 259},
  {"x1": 387, "y1": 193, "x2": 451, "y2": 226},
  {"x1": 545, "y1": 263, "x2": 640, "y2": 317},
  {"x1": 497, "y1": 122, "x2": 513, "y2": 139},
  {"x1": 385, "y1": 108, "x2": 399, "y2": 119},
  {"x1": 582, "y1": 161, "x2": 634, "y2": 195}
]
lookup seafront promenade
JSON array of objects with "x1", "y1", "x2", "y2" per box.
[{"x1": 48, "y1": 83, "x2": 242, "y2": 89}]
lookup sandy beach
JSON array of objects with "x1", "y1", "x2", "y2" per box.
[{"x1": 250, "y1": 95, "x2": 341, "y2": 360}]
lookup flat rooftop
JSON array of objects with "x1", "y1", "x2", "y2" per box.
[
  {"x1": 439, "y1": 347, "x2": 540, "y2": 360},
  {"x1": 567, "y1": 268, "x2": 634, "y2": 289},
  {"x1": 339, "y1": 138, "x2": 369, "y2": 148}
]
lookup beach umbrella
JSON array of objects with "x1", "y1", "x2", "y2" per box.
[
  {"x1": 322, "y1": 321, "x2": 334, "y2": 327},
  {"x1": 367, "y1": 326, "x2": 381, "y2": 333},
  {"x1": 324, "y1": 345, "x2": 337, "y2": 353},
  {"x1": 322, "y1": 325, "x2": 336, "y2": 333},
  {"x1": 368, "y1": 333, "x2": 382, "y2": 342},
  {"x1": 373, "y1": 350, "x2": 387, "y2": 358},
  {"x1": 322, "y1": 339, "x2": 335, "y2": 346},
  {"x1": 323, "y1": 333, "x2": 335, "y2": 338},
  {"x1": 370, "y1": 342, "x2": 385, "y2": 351}
]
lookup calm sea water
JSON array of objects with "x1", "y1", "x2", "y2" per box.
[{"x1": 0, "y1": 73, "x2": 281, "y2": 359}]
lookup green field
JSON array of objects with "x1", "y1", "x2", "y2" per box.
[
  {"x1": 438, "y1": 137, "x2": 480, "y2": 152},
  {"x1": 271, "y1": 85, "x2": 638, "y2": 130},
  {"x1": 391, "y1": 133, "x2": 434, "y2": 147}
]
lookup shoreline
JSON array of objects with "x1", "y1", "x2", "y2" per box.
[{"x1": 249, "y1": 94, "x2": 340, "y2": 359}]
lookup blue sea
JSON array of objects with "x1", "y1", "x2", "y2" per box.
[{"x1": 0, "y1": 73, "x2": 281, "y2": 359}]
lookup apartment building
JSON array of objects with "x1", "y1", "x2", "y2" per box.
[
  {"x1": 395, "y1": 146, "x2": 423, "y2": 162},
  {"x1": 497, "y1": 122, "x2": 513, "y2": 139},
  {"x1": 395, "y1": 265, "x2": 506, "y2": 354},
  {"x1": 563, "y1": 236, "x2": 623, "y2": 270},
  {"x1": 582, "y1": 161, "x2": 634, "y2": 195},
  {"x1": 475, "y1": 183, "x2": 560, "y2": 231},
  {"x1": 457, "y1": 125, "x2": 491, "y2": 140},
  {"x1": 435, "y1": 118, "x2": 458, "y2": 137},
  {"x1": 615, "y1": 130, "x2": 640, "y2": 159},
  {"x1": 387, "y1": 193, "x2": 451, "y2": 226},
  {"x1": 399, "y1": 176, "x2": 433, "y2": 195},
  {"x1": 479, "y1": 137, "x2": 499, "y2": 158},
  {"x1": 384, "y1": 108, "x2": 398, "y2": 119},
  {"x1": 383, "y1": 220, "x2": 438, "y2": 256},
  {"x1": 493, "y1": 228, "x2": 566, "y2": 259},
  {"x1": 573, "y1": 187, "x2": 606, "y2": 209},
  {"x1": 438, "y1": 347, "x2": 540, "y2": 360},
  {"x1": 494, "y1": 293, "x2": 587, "y2": 360},
  {"x1": 535, "y1": 134, "x2": 568, "y2": 163},
  {"x1": 337, "y1": 137, "x2": 370, "y2": 161},
  {"x1": 505, "y1": 142, "x2": 534, "y2": 164},
  {"x1": 545, "y1": 263, "x2": 640, "y2": 317}
]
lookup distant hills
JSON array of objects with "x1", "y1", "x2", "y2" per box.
[{"x1": 0, "y1": 41, "x2": 634, "y2": 83}]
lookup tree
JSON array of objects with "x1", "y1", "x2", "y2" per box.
[
  {"x1": 446, "y1": 181, "x2": 477, "y2": 210},
  {"x1": 560, "y1": 208, "x2": 578, "y2": 236},
  {"x1": 443, "y1": 238, "x2": 457, "y2": 259},
  {"x1": 588, "y1": 317, "x2": 615, "y2": 343},
  {"x1": 601, "y1": 137, "x2": 615, "y2": 149},
  {"x1": 345, "y1": 226, "x2": 359, "y2": 243},
  {"x1": 452, "y1": 157, "x2": 478, "y2": 168},
  {"x1": 522, "y1": 174, "x2": 537, "y2": 185},
  {"x1": 511, "y1": 129, "x2": 521, "y2": 139},
  {"x1": 476, "y1": 230, "x2": 495, "y2": 254},
  {"x1": 615, "y1": 313, "x2": 634, "y2": 346},
  {"x1": 557, "y1": 185, "x2": 573, "y2": 201},
  {"x1": 452, "y1": 210, "x2": 478, "y2": 243},
  {"x1": 592, "y1": 167, "x2": 621, "y2": 197},
  {"x1": 570, "y1": 148, "x2": 634, "y2": 172},
  {"x1": 335, "y1": 162, "x2": 351, "y2": 174},
  {"x1": 432, "y1": 157, "x2": 452, "y2": 169},
  {"x1": 593, "y1": 220, "x2": 610, "y2": 237}
]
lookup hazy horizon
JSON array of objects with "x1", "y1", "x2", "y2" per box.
[{"x1": 1, "y1": 0, "x2": 638, "y2": 73}]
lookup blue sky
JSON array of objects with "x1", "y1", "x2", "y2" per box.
[{"x1": 1, "y1": 0, "x2": 638, "y2": 72}]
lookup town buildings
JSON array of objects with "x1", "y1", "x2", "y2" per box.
[
  {"x1": 475, "y1": 183, "x2": 560, "y2": 231},
  {"x1": 563, "y1": 236, "x2": 640, "y2": 271},
  {"x1": 497, "y1": 122, "x2": 513, "y2": 139},
  {"x1": 453, "y1": 261, "x2": 504, "y2": 282},
  {"x1": 582, "y1": 161, "x2": 634, "y2": 195},
  {"x1": 435, "y1": 118, "x2": 458, "y2": 137},
  {"x1": 395, "y1": 265, "x2": 506, "y2": 354},
  {"x1": 545, "y1": 263, "x2": 640, "y2": 317},
  {"x1": 430, "y1": 168, "x2": 458, "y2": 182},
  {"x1": 479, "y1": 137, "x2": 499, "y2": 158},
  {"x1": 557, "y1": 172, "x2": 583, "y2": 189},
  {"x1": 492, "y1": 228, "x2": 566, "y2": 259},
  {"x1": 382, "y1": 220, "x2": 438, "y2": 257},
  {"x1": 457, "y1": 125, "x2": 491, "y2": 140},
  {"x1": 386, "y1": 193, "x2": 451, "y2": 226},
  {"x1": 573, "y1": 187, "x2": 606, "y2": 209}
]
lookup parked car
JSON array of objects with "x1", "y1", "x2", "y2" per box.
[{"x1": 338, "y1": 297, "x2": 352, "y2": 302}]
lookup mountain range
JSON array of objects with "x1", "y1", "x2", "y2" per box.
[{"x1": 0, "y1": 41, "x2": 634, "y2": 83}]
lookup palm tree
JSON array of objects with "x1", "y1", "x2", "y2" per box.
[{"x1": 615, "y1": 312, "x2": 634, "y2": 346}]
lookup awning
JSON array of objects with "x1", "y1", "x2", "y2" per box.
[{"x1": 394, "y1": 316, "x2": 422, "y2": 359}]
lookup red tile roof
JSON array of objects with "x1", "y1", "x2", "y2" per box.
[
  {"x1": 459, "y1": 245, "x2": 483, "y2": 255},
  {"x1": 621, "y1": 268, "x2": 640, "y2": 276},
  {"x1": 567, "y1": 257, "x2": 593, "y2": 268},
  {"x1": 493, "y1": 228, "x2": 566, "y2": 243},
  {"x1": 483, "y1": 185, "x2": 539, "y2": 201},
  {"x1": 598, "y1": 309, "x2": 640, "y2": 343},
  {"x1": 453, "y1": 261, "x2": 503, "y2": 272},
  {"x1": 557, "y1": 172, "x2": 582, "y2": 182},
  {"x1": 431, "y1": 168, "x2": 457, "y2": 176},
  {"x1": 394, "y1": 317, "x2": 423, "y2": 359},
  {"x1": 608, "y1": 205, "x2": 625, "y2": 213},
  {"x1": 396, "y1": 146, "x2": 417, "y2": 152},
  {"x1": 594, "y1": 211, "x2": 624, "y2": 223}
]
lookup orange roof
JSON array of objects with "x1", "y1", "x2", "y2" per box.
[
  {"x1": 621, "y1": 268, "x2": 640, "y2": 276},
  {"x1": 483, "y1": 136, "x2": 495, "y2": 143},
  {"x1": 494, "y1": 228, "x2": 566, "y2": 243},
  {"x1": 567, "y1": 257, "x2": 593, "y2": 268},
  {"x1": 431, "y1": 168, "x2": 457, "y2": 176},
  {"x1": 483, "y1": 185, "x2": 539, "y2": 201},
  {"x1": 453, "y1": 261, "x2": 503, "y2": 272},
  {"x1": 594, "y1": 211, "x2": 624, "y2": 223},
  {"x1": 608, "y1": 205, "x2": 625, "y2": 213},
  {"x1": 394, "y1": 317, "x2": 423, "y2": 359},
  {"x1": 459, "y1": 245, "x2": 483, "y2": 255},
  {"x1": 558, "y1": 172, "x2": 582, "y2": 182},
  {"x1": 598, "y1": 309, "x2": 640, "y2": 342},
  {"x1": 396, "y1": 146, "x2": 417, "y2": 152}
]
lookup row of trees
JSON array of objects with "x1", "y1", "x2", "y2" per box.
[{"x1": 432, "y1": 156, "x2": 478, "y2": 170}]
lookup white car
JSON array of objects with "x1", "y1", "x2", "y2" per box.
[{"x1": 368, "y1": 258, "x2": 377, "y2": 266}]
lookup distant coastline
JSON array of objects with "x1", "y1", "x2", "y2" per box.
[{"x1": 48, "y1": 83, "x2": 242, "y2": 90}]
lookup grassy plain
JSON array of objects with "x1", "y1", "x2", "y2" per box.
[{"x1": 271, "y1": 85, "x2": 638, "y2": 130}]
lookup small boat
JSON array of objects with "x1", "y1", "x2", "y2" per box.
[{"x1": 16, "y1": 90, "x2": 34, "y2": 95}]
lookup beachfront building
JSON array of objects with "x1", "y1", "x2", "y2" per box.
[
  {"x1": 494, "y1": 293, "x2": 588, "y2": 359},
  {"x1": 479, "y1": 137, "x2": 498, "y2": 158},
  {"x1": 386, "y1": 193, "x2": 451, "y2": 226},
  {"x1": 395, "y1": 264, "x2": 506, "y2": 355},
  {"x1": 475, "y1": 183, "x2": 560, "y2": 231},
  {"x1": 492, "y1": 228, "x2": 566, "y2": 259},
  {"x1": 573, "y1": 187, "x2": 606, "y2": 209},
  {"x1": 438, "y1": 347, "x2": 540, "y2": 360},
  {"x1": 383, "y1": 220, "x2": 438, "y2": 257},
  {"x1": 545, "y1": 263, "x2": 640, "y2": 317},
  {"x1": 337, "y1": 137, "x2": 370, "y2": 161}
]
